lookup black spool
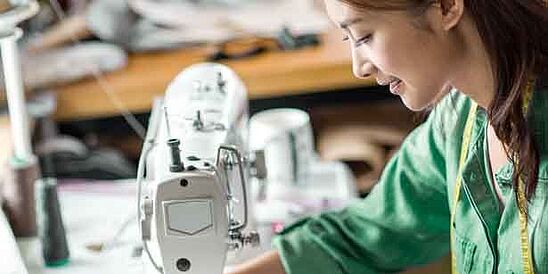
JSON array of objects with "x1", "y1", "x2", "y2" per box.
[{"x1": 35, "y1": 178, "x2": 70, "y2": 267}]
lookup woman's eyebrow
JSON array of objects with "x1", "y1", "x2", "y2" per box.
[{"x1": 339, "y1": 18, "x2": 363, "y2": 29}]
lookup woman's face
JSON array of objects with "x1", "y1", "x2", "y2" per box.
[{"x1": 325, "y1": 0, "x2": 462, "y2": 111}]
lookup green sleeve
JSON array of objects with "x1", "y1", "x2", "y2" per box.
[{"x1": 273, "y1": 103, "x2": 452, "y2": 274}]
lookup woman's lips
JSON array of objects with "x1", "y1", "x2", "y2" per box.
[{"x1": 389, "y1": 79, "x2": 403, "y2": 95}]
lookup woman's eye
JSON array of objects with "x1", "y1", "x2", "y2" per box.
[
  {"x1": 354, "y1": 34, "x2": 372, "y2": 46},
  {"x1": 341, "y1": 33, "x2": 372, "y2": 46}
]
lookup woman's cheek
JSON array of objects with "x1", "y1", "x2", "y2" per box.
[{"x1": 372, "y1": 52, "x2": 400, "y2": 78}]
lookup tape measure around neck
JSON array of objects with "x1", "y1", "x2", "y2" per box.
[
  {"x1": 450, "y1": 102, "x2": 477, "y2": 274},
  {"x1": 450, "y1": 81, "x2": 535, "y2": 274},
  {"x1": 517, "y1": 79, "x2": 536, "y2": 274}
]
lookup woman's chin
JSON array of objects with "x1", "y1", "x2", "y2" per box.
[{"x1": 400, "y1": 96, "x2": 430, "y2": 112}]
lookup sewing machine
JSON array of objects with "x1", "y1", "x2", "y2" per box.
[
  {"x1": 137, "y1": 63, "x2": 263, "y2": 274},
  {"x1": 137, "y1": 62, "x2": 358, "y2": 274}
]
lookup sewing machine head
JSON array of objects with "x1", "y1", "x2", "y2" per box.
[{"x1": 138, "y1": 63, "x2": 261, "y2": 274}]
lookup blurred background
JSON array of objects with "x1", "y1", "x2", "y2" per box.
[{"x1": 1, "y1": 0, "x2": 419, "y2": 194}]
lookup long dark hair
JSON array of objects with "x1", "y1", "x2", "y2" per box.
[{"x1": 339, "y1": 0, "x2": 548, "y2": 209}]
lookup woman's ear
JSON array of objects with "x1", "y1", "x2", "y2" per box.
[{"x1": 440, "y1": 0, "x2": 465, "y2": 31}]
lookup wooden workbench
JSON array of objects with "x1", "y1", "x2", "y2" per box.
[{"x1": 53, "y1": 29, "x2": 374, "y2": 121}]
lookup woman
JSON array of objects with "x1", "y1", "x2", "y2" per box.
[{"x1": 230, "y1": 0, "x2": 548, "y2": 273}]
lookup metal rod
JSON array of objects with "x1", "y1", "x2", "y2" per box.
[
  {"x1": 0, "y1": 28, "x2": 33, "y2": 161},
  {"x1": 216, "y1": 145, "x2": 248, "y2": 231}
]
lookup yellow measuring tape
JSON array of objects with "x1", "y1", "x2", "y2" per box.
[
  {"x1": 450, "y1": 81, "x2": 535, "y2": 274},
  {"x1": 450, "y1": 101, "x2": 477, "y2": 274},
  {"x1": 517, "y1": 79, "x2": 536, "y2": 274}
]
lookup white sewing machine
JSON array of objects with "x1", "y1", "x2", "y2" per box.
[
  {"x1": 137, "y1": 63, "x2": 263, "y2": 274},
  {"x1": 137, "y1": 63, "x2": 357, "y2": 274}
]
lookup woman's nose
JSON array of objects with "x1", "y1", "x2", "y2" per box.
[
  {"x1": 352, "y1": 61, "x2": 374, "y2": 79},
  {"x1": 351, "y1": 49, "x2": 374, "y2": 79}
]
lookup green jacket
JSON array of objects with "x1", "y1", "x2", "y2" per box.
[{"x1": 273, "y1": 81, "x2": 548, "y2": 274}]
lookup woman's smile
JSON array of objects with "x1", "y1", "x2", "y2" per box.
[{"x1": 389, "y1": 79, "x2": 403, "y2": 95}]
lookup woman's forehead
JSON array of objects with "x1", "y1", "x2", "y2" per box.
[
  {"x1": 325, "y1": 0, "x2": 357, "y2": 21},
  {"x1": 324, "y1": 0, "x2": 377, "y2": 27}
]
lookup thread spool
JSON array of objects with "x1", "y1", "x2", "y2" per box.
[{"x1": 35, "y1": 178, "x2": 69, "y2": 267}]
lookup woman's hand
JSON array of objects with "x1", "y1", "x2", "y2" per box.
[{"x1": 226, "y1": 250, "x2": 287, "y2": 274}]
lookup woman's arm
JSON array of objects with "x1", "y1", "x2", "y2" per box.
[
  {"x1": 228, "y1": 93, "x2": 469, "y2": 274},
  {"x1": 227, "y1": 250, "x2": 286, "y2": 274},
  {"x1": 261, "y1": 94, "x2": 469, "y2": 274}
]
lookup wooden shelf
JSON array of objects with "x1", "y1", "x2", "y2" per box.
[{"x1": 53, "y1": 29, "x2": 374, "y2": 121}]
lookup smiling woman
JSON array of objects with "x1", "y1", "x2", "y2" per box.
[
  {"x1": 325, "y1": 1, "x2": 462, "y2": 110},
  {"x1": 335, "y1": 0, "x2": 548, "y2": 197},
  {"x1": 228, "y1": 0, "x2": 548, "y2": 274}
]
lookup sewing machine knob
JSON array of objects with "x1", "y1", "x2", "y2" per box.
[
  {"x1": 176, "y1": 258, "x2": 191, "y2": 272},
  {"x1": 243, "y1": 231, "x2": 260, "y2": 248},
  {"x1": 168, "y1": 139, "x2": 185, "y2": 172}
]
